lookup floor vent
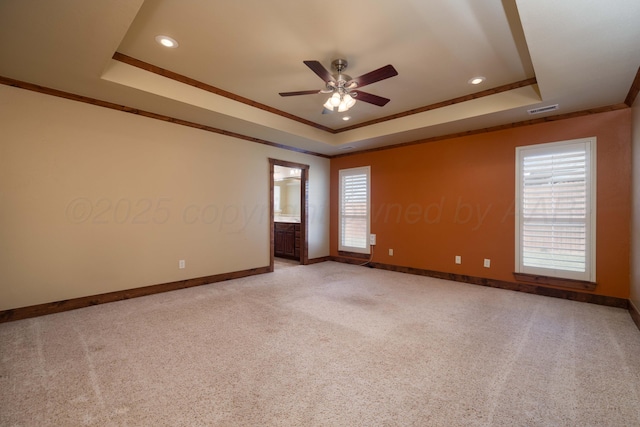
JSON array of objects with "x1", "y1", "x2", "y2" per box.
[{"x1": 528, "y1": 104, "x2": 559, "y2": 115}]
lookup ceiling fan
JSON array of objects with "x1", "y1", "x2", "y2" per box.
[{"x1": 279, "y1": 59, "x2": 398, "y2": 113}]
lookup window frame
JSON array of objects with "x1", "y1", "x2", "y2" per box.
[
  {"x1": 338, "y1": 166, "x2": 371, "y2": 254},
  {"x1": 515, "y1": 137, "x2": 596, "y2": 283}
]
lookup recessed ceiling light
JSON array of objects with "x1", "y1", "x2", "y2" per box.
[
  {"x1": 155, "y1": 35, "x2": 179, "y2": 48},
  {"x1": 342, "y1": 116, "x2": 351, "y2": 121},
  {"x1": 468, "y1": 76, "x2": 485, "y2": 85}
]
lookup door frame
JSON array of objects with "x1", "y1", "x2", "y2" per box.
[{"x1": 269, "y1": 158, "x2": 309, "y2": 271}]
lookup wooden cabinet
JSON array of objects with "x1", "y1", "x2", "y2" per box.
[{"x1": 274, "y1": 222, "x2": 300, "y2": 260}]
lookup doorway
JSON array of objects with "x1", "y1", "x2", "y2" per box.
[{"x1": 269, "y1": 159, "x2": 309, "y2": 271}]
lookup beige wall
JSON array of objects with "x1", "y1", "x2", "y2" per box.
[
  {"x1": 0, "y1": 85, "x2": 330, "y2": 310},
  {"x1": 631, "y1": 99, "x2": 640, "y2": 312}
]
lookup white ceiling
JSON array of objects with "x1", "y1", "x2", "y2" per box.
[{"x1": 0, "y1": 0, "x2": 638, "y2": 156}]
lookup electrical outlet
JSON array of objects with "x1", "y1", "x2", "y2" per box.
[
  {"x1": 455, "y1": 255, "x2": 461, "y2": 264},
  {"x1": 484, "y1": 259, "x2": 491, "y2": 268},
  {"x1": 370, "y1": 234, "x2": 376, "y2": 245},
  {"x1": 179, "y1": 259, "x2": 186, "y2": 269},
  {"x1": 389, "y1": 248, "x2": 394, "y2": 256}
]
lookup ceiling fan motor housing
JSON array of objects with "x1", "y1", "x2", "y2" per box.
[
  {"x1": 329, "y1": 59, "x2": 355, "y2": 94},
  {"x1": 331, "y1": 59, "x2": 348, "y2": 73}
]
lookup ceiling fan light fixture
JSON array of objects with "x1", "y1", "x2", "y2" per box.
[
  {"x1": 338, "y1": 94, "x2": 356, "y2": 113},
  {"x1": 323, "y1": 98, "x2": 334, "y2": 110},
  {"x1": 330, "y1": 92, "x2": 341, "y2": 107},
  {"x1": 344, "y1": 94, "x2": 356, "y2": 109}
]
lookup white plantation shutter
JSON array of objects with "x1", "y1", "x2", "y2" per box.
[
  {"x1": 339, "y1": 166, "x2": 370, "y2": 253},
  {"x1": 515, "y1": 138, "x2": 596, "y2": 281}
]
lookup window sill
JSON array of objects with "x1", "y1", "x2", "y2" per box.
[{"x1": 513, "y1": 272, "x2": 596, "y2": 291}]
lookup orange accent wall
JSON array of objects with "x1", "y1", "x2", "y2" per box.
[{"x1": 330, "y1": 109, "x2": 632, "y2": 299}]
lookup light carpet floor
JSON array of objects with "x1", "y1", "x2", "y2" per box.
[
  {"x1": 1, "y1": 262, "x2": 639, "y2": 426},
  {"x1": 274, "y1": 257, "x2": 301, "y2": 270}
]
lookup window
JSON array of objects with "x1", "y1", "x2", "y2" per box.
[
  {"x1": 339, "y1": 166, "x2": 370, "y2": 254},
  {"x1": 515, "y1": 138, "x2": 596, "y2": 282}
]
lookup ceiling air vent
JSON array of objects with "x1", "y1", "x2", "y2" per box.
[{"x1": 527, "y1": 104, "x2": 559, "y2": 115}]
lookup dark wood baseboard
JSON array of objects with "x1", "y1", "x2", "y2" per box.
[
  {"x1": 338, "y1": 251, "x2": 370, "y2": 260},
  {"x1": 0, "y1": 266, "x2": 270, "y2": 323},
  {"x1": 513, "y1": 272, "x2": 597, "y2": 291},
  {"x1": 630, "y1": 300, "x2": 640, "y2": 332},
  {"x1": 334, "y1": 253, "x2": 373, "y2": 264},
  {"x1": 307, "y1": 256, "x2": 331, "y2": 265},
  {"x1": 331, "y1": 256, "x2": 629, "y2": 309}
]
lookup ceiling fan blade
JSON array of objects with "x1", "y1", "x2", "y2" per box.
[
  {"x1": 279, "y1": 90, "x2": 321, "y2": 97},
  {"x1": 352, "y1": 90, "x2": 391, "y2": 106},
  {"x1": 350, "y1": 64, "x2": 398, "y2": 88},
  {"x1": 303, "y1": 60, "x2": 335, "y2": 83}
]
